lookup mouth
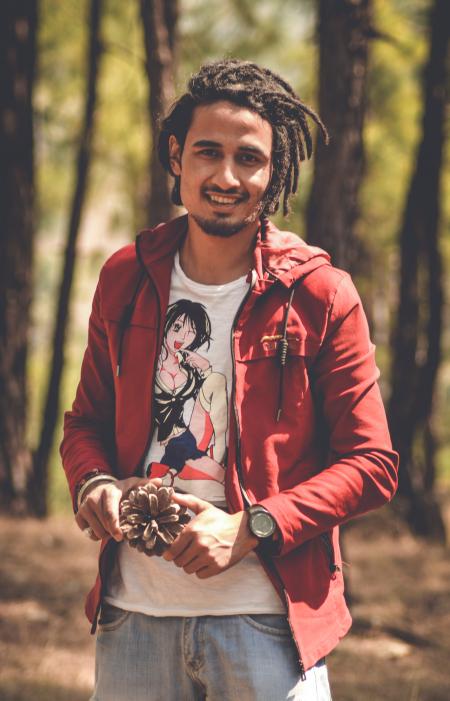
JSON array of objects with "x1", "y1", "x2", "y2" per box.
[
  {"x1": 174, "y1": 341, "x2": 183, "y2": 349},
  {"x1": 205, "y1": 191, "x2": 245, "y2": 207}
]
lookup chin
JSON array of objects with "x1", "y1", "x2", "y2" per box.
[{"x1": 192, "y1": 213, "x2": 257, "y2": 238}]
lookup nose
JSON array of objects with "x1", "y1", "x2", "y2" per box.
[{"x1": 212, "y1": 158, "x2": 240, "y2": 190}]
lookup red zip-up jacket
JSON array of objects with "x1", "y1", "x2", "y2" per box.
[{"x1": 61, "y1": 215, "x2": 398, "y2": 672}]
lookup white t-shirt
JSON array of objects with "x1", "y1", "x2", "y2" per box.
[{"x1": 105, "y1": 252, "x2": 285, "y2": 616}]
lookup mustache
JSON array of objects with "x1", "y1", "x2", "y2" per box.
[{"x1": 202, "y1": 185, "x2": 249, "y2": 199}]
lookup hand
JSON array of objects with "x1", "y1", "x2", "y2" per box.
[
  {"x1": 163, "y1": 493, "x2": 259, "y2": 578},
  {"x1": 75, "y1": 477, "x2": 162, "y2": 542},
  {"x1": 181, "y1": 349, "x2": 210, "y2": 372}
]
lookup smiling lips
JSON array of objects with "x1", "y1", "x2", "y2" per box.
[{"x1": 205, "y1": 191, "x2": 245, "y2": 206}]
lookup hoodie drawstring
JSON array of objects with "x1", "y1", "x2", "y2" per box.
[
  {"x1": 116, "y1": 270, "x2": 146, "y2": 377},
  {"x1": 276, "y1": 280, "x2": 300, "y2": 422}
]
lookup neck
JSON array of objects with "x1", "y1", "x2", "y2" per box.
[{"x1": 179, "y1": 215, "x2": 258, "y2": 284}]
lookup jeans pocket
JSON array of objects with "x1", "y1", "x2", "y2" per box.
[
  {"x1": 98, "y1": 602, "x2": 130, "y2": 632},
  {"x1": 242, "y1": 614, "x2": 292, "y2": 636}
]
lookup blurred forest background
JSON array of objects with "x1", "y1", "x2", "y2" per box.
[{"x1": 1, "y1": 0, "x2": 449, "y2": 699}]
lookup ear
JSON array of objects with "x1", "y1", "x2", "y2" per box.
[{"x1": 168, "y1": 135, "x2": 182, "y2": 176}]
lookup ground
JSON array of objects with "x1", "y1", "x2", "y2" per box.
[{"x1": 1, "y1": 499, "x2": 449, "y2": 701}]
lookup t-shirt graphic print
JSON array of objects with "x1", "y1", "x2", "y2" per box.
[{"x1": 144, "y1": 253, "x2": 248, "y2": 507}]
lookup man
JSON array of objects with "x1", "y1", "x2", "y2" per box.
[{"x1": 61, "y1": 59, "x2": 398, "y2": 700}]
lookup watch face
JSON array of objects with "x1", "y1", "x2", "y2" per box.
[{"x1": 250, "y1": 510, "x2": 276, "y2": 538}]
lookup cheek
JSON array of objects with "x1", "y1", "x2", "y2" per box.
[
  {"x1": 166, "y1": 330, "x2": 176, "y2": 346},
  {"x1": 249, "y1": 170, "x2": 271, "y2": 196},
  {"x1": 178, "y1": 176, "x2": 197, "y2": 207}
]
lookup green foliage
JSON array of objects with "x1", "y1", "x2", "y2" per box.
[
  {"x1": 361, "y1": 0, "x2": 429, "y2": 256},
  {"x1": 32, "y1": 0, "x2": 449, "y2": 511},
  {"x1": 36, "y1": 0, "x2": 88, "y2": 227}
]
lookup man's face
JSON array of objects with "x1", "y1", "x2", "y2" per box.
[{"x1": 169, "y1": 100, "x2": 273, "y2": 237}]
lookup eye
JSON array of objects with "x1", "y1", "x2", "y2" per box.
[
  {"x1": 197, "y1": 148, "x2": 220, "y2": 158},
  {"x1": 238, "y1": 153, "x2": 259, "y2": 165},
  {"x1": 173, "y1": 322, "x2": 182, "y2": 332}
]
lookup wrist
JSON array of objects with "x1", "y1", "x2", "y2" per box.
[
  {"x1": 245, "y1": 504, "x2": 280, "y2": 554},
  {"x1": 75, "y1": 471, "x2": 117, "y2": 511},
  {"x1": 241, "y1": 511, "x2": 260, "y2": 551}
]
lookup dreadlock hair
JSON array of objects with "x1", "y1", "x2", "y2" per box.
[{"x1": 158, "y1": 59, "x2": 329, "y2": 217}]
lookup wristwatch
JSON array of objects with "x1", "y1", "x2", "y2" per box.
[{"x1": 247, "y1": 505, "x2": 277, "y2": 540}]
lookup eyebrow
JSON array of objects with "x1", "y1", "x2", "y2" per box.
[{"x1": 192, "y1": 139, "x2": 268, "y2": 158}]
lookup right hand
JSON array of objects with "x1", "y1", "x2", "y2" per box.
[
  {"x1": 182, "y1": 349, "x2": 210, "y2": 372},
  {"x1": 75, "y1": 476, "x2": 162, "y2": 542}
]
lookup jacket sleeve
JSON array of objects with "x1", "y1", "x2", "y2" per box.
[
  {"x1": 60, "y1": 273, "x2": 116, "y2": 510},
  {"x1": 258, "y1": 274, "x2": 399, "y2": 556}
]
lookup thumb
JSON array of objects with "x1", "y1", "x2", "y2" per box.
[
  {"x1": 171, "y1": 491, "x2": 211, "y2": 514},
  {"x1": 122, "y1": 476, "x2": 162, "y2": 493}
]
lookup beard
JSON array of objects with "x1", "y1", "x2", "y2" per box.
[{"x1": 192, "y1": 206, "x2": 262, "y2": 238}]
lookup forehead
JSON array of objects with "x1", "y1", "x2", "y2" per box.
[
  {"x1": 173, "y1": 314, "x2": 194, "y2": 328},
  {"x1": 185, "y1": 100, "x2": 272, "y2": 153}
]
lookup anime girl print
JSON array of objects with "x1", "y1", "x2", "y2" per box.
[{"x1": 147, "y1": 299, "x2": 228, "y2": 495}]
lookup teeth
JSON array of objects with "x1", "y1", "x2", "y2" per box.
[{"x1": 208, "y1": 194, "x2": 238, "y2": 204}]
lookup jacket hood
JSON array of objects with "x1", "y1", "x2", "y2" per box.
[
  {"x1": 136, "y1": 214, "x2": 331, "y2": 289},
  {"x1": 257, "y1": 217, "x2": 331, "y2": 288}
]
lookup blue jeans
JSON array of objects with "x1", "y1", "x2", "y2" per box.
[{"x1": 91, "y1": 604, "x2": 332, "y2": 700}]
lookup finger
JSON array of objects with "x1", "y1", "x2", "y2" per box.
[
  {"x1": 171, "y1": 492, "x2": 211, "y2": 515},
  {"x1": 183, "y1": 555, "x2": 209, "y2": 575},
  {"x1": 100, "y1": 489, "x2": 123, "y2": 541},
  {"x1": 172, "y1": 541, "x2": 202, "y2": 569},
  {"x1": 75, "y1": 512, "x2": 89, "y2": 531},
  {"x1": 83, "y1": 505, "x2": 109, "y2": 540},
  {"x1": 163, "y1": 528, "x2": 193, "y2": 561},
  {"x1": 195, "y1": 565, "x2": 215, "y2": 579},
  {"x1": 121, "y1": 476, "x2": 162, "y2": 497}
]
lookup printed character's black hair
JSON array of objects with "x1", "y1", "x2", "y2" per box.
[
  {"x1": 163, "y1": 299, "x2": 212, "y2": 355},
  {"x1": 158, "y1": 58, "x2": 328, "y2": 217}
]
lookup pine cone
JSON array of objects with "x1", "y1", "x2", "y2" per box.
[{"x1": 119, "y1": 483, "x2": 190, "y2": 556}]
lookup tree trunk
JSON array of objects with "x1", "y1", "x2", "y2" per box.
[
  {"x1": 306, "y1": 0, "x2": 374, "y2": 605},
  {"x1": 31, "y1": 0, "x2": 103, "y2": 516},
  {"x1": 306, "y1": 0, "x2": 371, "y2": 275},
  {"x1": 388, "y1": 0, "x2": 448, "y2": 542},
  {"x1": 0, "y1": 1, "x2": 38, "y2": 514},
  {"x1": 141, "y1": 0, "x2": 178, "y2": 227}
]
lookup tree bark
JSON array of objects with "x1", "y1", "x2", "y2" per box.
[
  {"x1": 306, "y1": 0, "x2": 374, "y2": 605},
  {"x1": 388, "y1": 0, "x2": 448, "y2": 541},
  {"x1": 0, "y1": 1, "x2": 38, "y2": 514},
  {"x1": 306, "y1": 0, "x2": 371, "y2": 275},
  {"x1": 141, "y1": 0, "x2": 178, "y2": 227},
  {"x1": 31, "y1": 0, "x2": 103, "y2": 516}
]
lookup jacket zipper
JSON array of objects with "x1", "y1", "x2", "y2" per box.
[
  {"x1": 230, "y1": 281, "x2": 306, "y2": 680},
  {"x1": 132, "y1": 241, "x2": 163, "y2": 476},
  {"x1": 320, "y1": 532, "x2": 340, "y2": 574},
  {"x1": 230, "y1": 285, "x2": 254, "y2": 508}
]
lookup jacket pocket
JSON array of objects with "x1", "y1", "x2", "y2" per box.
[
  {"x1": 236, "y1": 339, "x2": 318, "y2": 416},
  {"x1": 319, "y1": 532, "x2": 340, "y2": 575},
  {"x1": 235, "y1": 329, "x2": 320, "y2": 362}
]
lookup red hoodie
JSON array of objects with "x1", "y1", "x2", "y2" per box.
[{"x1": 61, "y1": 215, "x2": 398, "y2": 672}]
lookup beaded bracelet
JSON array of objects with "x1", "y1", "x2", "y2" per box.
[{"x1": 75, "y1": 470, "x2": 117, "y2": 512}]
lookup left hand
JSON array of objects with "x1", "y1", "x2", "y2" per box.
[{"x1": 163, "y1": 493, "x2": 259, "y2": 578}]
